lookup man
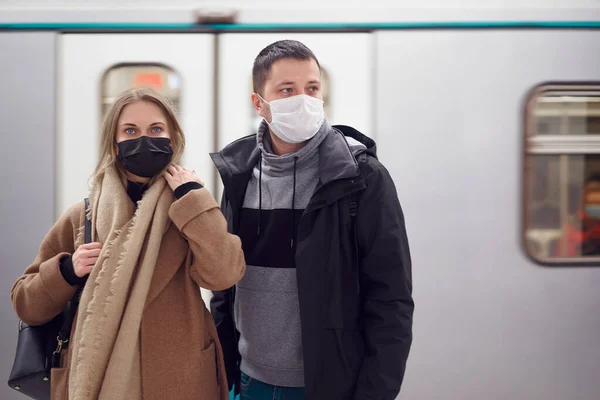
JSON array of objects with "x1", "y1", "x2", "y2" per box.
[
  {"x1": 556, "y1": 173, "x2": 600, "y2": 257},
  {"x1": 210, "y1": 39, "x2": 413, "y2": 400}
]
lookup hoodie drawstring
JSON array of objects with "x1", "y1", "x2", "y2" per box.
[
  {"x1": 257, "y1": 154, "x2": 299, "y2": 250},
  {"x1": 257, "y1": 153, "x2": 263, "y2": 236},
  {"x1": 291, "y1": 156, "x2": 298, "y2": 249}
]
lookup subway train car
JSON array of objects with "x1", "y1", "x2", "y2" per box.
[{"x1": 1, "y1": 4, "x2": 600, "y2": 399}]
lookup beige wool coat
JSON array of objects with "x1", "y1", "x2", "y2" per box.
[{"x1": 11, "y1": 188, "x2": 246, "y2": 400}]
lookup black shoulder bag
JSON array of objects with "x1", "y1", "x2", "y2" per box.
[{"x1": 7, "y1": 198, "x2": 91, "y2": 399}]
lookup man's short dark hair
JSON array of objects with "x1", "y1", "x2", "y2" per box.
[
  {"x1": 586, "y1": 173, "x2": 600, "y2": 185},
  {"x1": 252, "y1": 40, "x2": 320, "y2": 95}
]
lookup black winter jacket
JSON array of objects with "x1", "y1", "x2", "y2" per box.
[{"x1": 210, "y1": 125, "x2": 414, "y2": 400}]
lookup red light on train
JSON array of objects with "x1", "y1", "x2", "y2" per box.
[{"x1": 134, "y1": 72, "x2": 163, "y2": 89}]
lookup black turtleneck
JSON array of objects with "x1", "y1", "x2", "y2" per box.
[
  {"x1": 127, "y1": 180, "x2": 149, "y2": 205},
  {"x1": 59, "y1": 180, "x2": 203, "y2": 286}
]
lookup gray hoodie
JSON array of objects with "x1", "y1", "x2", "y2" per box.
[{"x1": 234, "y1": 120, "x2": 366, "y2": 387}]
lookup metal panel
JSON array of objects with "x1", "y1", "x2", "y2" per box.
[
  {"x1": 528, "y1": 136, "x2": 600, "y2": 154},
  {"x1": 1, "y1": 2, "x2": 599, "y2": 25},
  {"x1": 0, "y1": 32, "x2": 57, "y2": 400},
  {"x1": 375, "y1": 30, "x2": 600, "y2": 399}
]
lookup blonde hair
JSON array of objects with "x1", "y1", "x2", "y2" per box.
[{"x1": 90, "y1": 87, "x2": 185, "y2": 187}]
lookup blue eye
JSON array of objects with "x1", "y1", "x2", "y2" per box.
[
  {"x1": 125, "y1": 128, "x2": 135, "y2": 135},
  {"x1": 152, "y1": 126, "x2": 163, "y2": 133}
]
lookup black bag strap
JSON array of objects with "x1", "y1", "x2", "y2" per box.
[
  {"x1": 54, "y1": 198, "x2": 91, "y2": 358},
  {"x1": 83, "y1": 197, "x2": 92, "y2": 244}
]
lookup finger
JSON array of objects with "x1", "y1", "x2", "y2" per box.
[
  {"x1": 78, "y1": 265, "x2": 94, "y2": 276},
  {"x1": 80, "y1": 256, "x2": 95, "y2": 265},
  {"x1": 81, "y1": 257, "x2": 99, "y2": 267},
  {"x1": 74, "y1": 268, "x2": 87, "y2": 278},
  {"x1": 167, "y1": 164, "x2": 178, "y2": 175},
  {"x1": 164, "y1": 170, "x2": 175, "y2": 184},
  {"x1": 79, "y1": 242, "x2": 98, "y2": 250},
  {"x1": 83, "y1": 248, "x2": 102, "y2": 258},
  {"x1": 81, "y1": 263, "x2": 94, "y2": 272},
  {"x1": 173, "y1": 164, "x2": 184, "y2": 172},
  {"x1": 80, "y1": 242, "x2": 102, "y2": 250},
  {"x1": 82, "y1": 253, "x2": 99, "y2": 261}
]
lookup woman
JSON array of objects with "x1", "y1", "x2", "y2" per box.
[{"x1": 11, "y1": 87, "x2": 246, "y2": 400}]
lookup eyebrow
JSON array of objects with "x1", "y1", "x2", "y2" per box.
[
  {"x1": 119, "y1": 121, "x2": 166, "y2": 128},
  {"x1": 275, "y1": 80, "x2": 296, "y2": 86},
  {"x1": 275, "y1": 79, "x2": 321, "y2": 86}
]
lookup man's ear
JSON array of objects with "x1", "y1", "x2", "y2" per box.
[{"x1": 251, "y1": 92, "x2": 263, "y2": 113}]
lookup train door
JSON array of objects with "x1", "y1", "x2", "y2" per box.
[
  {"x1": 216, "y1": 33, "x2": 373, "y2": 199},
  {"x1": 58, "y1": 33, "x2": 215, "y2": 304}
]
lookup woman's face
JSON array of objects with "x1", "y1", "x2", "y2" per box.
[
  {"x1": 115, "y1": 100, "x2": 172, "y2": 183},
  {"x1": 115, "y1": 100, "x2": 171, "y2": 144}
]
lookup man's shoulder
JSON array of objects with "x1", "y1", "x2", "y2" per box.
[
  {"x1": 212, "y1": 134, "x2": 259, "y2": 170},
  {"x1": 354, "y1": 152, "x2": 399, "y2": 202},
  {"x1": 357, "y1": 151, "x2": 387, "y2": 179},
  {"x1": 220, "y1": 134, "x2": 257, "y2": 154}
]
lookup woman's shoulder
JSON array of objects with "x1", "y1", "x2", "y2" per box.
[
  {"x1": 40, "y1": 200, "x2": 87, "y2": 255},
  {"x1": 53, "y1": 200, "x2": 87, "y2": 239},
  {"x1": 62, "y1": 200, "x2": 86, "y2": 224}
]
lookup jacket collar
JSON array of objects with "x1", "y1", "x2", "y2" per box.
[{"x1": 210, "y1": 125, "x2": 376, "y2": 224}]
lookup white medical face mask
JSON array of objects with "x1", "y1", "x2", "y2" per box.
[{"x1": 259, "y1": 94, "x2": 325, "y2": 144}]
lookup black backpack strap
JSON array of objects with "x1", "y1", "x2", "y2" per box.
[
  {"x1": 349, "y1": 151, "x2": 370, "y2": 272},
  {"x1": 52, "y1": 198, "x2": 91, "y2": 368},
  {"x1": 349, "y1": 192, "x2": 359, "y2": 271},
  {"x1": 349, "y1": 155, "x2": 367, "y2": 272}
]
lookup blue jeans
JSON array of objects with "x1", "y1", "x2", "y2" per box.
[{"x1": 239, "y1": 372, "x2": 305, "y2": 400}]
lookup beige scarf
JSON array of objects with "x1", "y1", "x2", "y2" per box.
[{"x1": 68, "y1": 165, "x2": 174, "y2": 400}]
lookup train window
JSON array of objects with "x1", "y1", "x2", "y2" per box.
[
  {"x1": 524, "y1": 84, "x2": 600, "y2": 265},
  {"x1": 249, "y1": 67, "x2": 332, "y2": 134},
  {"x1": 101, "y1": 63, "x2": 182, "y2": 119}
]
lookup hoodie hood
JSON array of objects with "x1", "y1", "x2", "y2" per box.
[
  {"x1": 334, "y1": 124, "x2": 376, "y2": 159},
  {"x1": 256, "y1": 118, "x2": 330, "y2": 177},
  {"x1": 210, "y1": 124, "x2": 377, "y2": 229},
  {"x1": 212, "y1": 124, "x2": 376, "y2": 179}
]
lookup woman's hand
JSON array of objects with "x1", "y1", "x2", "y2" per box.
[
  {"x1": 72, "y1": 242, "x2": 103, "y2": 278},
  {"x1": 164, "y1": 164, "x2": 204, "y2": 192}
]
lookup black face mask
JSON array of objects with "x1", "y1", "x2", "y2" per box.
[{"x1": 116, "y1": 136, "x2": 173, "y2": 178}]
